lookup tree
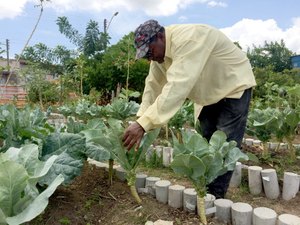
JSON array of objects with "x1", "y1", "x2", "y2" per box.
[
  {"x1": 84, "y1": 33, "x2": 150, "y2": 96},
  {"x1": 247, "y1": 40, "x2": 294, "y2": 72},
  {"x1": 56, "y1": 17, "x2": 109, "y2": 57},
  {"x1": 20, "y1": 43, "x2": 77, "y2": 75}
]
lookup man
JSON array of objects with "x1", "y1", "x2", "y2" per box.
[{"x1": 122, "y1": 19, "x2": 256, "y2": 198}]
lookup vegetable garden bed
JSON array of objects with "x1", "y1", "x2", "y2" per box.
[{"x1": 28, "y1": 160, "x2": 300, "y2": 225}]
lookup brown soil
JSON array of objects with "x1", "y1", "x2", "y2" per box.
[
  {"x1": 29, "y1": 158, "x2": 300, "y2": 225},
  {"x1": 29, "y1": 163, "x2": 203, "y2": 225}
]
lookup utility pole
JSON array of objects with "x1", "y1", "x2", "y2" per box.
[
  {"x1": 103, "y1": 12, "x2": 118, "y2": 50},
  {"x1": 6, "y1": 39, "x2": 10, "y2": 72}
]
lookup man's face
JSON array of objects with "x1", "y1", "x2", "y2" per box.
[{"x1": 144, "y1": 33, "x2": 165, "y2": 64}]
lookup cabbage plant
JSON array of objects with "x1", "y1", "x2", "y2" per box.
[
  {"x1": 170, "y1": 130, "x2": 248, "y2": 225},
  {"x1": 84, "y1": 118, "x2": 159, "y2": 204},
  {"x1": 0, "y1": 144, "x2": 64, "y2": 225}
]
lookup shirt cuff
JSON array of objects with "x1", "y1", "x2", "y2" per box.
[{"x1": 136, "y1": 116, "x2": 153, "y2": 132}]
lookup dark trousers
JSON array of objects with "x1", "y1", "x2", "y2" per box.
[{"x1": 198, "y1": 88, "x2": 252, "y2": 198}]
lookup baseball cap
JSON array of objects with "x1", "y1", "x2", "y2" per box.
[{"x1": 134, "y1": 20, "x2": 162, "y2": 59}]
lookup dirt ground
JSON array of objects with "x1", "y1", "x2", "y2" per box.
[{"x1": 29, "y1": 156, "x2": 300, "y2": 225}]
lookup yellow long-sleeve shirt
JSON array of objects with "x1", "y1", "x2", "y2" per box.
[{"x1": 137, "y1": 24, "x2": 256, "y2": 132}]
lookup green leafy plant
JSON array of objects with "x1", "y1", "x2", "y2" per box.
[
  {"x1": 58, "y1": 99, "x2": 106, "y2": 122},
  {"x1": 0, "y1": 104, "x2": 54, "y2": 151},
  {"x1": 170, "y1": 130, "x2": 248, "y2": 225},
  {"x1": 247, "y1": 104, "x2": 300, "y2": 161},
  {"x1": 104, "y1": 98, "x2": 139, "y2": 121},
  {"x1": 0, "y1": 144, "x2": 64, "y2": 225},
  {"x1": 39, "y1": 132, "x2": 87, "y2": 185},
  {"x1": 86, "y1": 118, "x2": 160, "y2": 204}
]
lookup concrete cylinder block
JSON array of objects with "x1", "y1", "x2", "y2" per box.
[
  {"x1": 278, "y1": 214, "x2": 300, "y2": 225},
  {"x1": 204, "y1": 193, "x2": 216, "y2": 209},
  {"x1": 261, "y1": 169, "x2": 280, "y2": 199},
  {"x1": 155, "y1": 145, "x2": 163, "y2": 158},
  {"x1": 145, "y1": 145, "x2": 154, "y2": 162},
  {"x1": 245, "y1": 138, "x2": 254, "y2": 146},
  {"x1": 115, "y1": 167, "x2": 126, "y2": 182},
  {"x1": 214, "y1": 199, "x2": 233, "y2": 224},
  {"x1": 231, "y1": 202, "x2": 253, "y2": 225},
  {"x1": 230, "y1": 162, "x2": 242, "y2": 188},
  {"x1": 183, "y1": 188, "x2": 197, "y2": 213},
  {"x1": 145, "y1": 177, "x2": 161, "y2": 197},
  {"x1": 269, "y1": 142, "x2": 278, "y2": 150},
  {"x1": 155, "y1": 180, "x2": 171, "y2": 204},
  {"x1": 168, "y1": 184, "x2": 185, "y2": 209},
  {"x1": 253, "y1": 140, "x2": 262, "y2": 146},
  {"x1": 253, "y1": 207, "x2": 277, "y2": 225},
  {"x1": 135, "y1": 173, "x2": 147, "y2": 190},
  {"x1": 282, "y1": 172, "x2": 300, "y2": 201},
  {"x1": 279, "y1": 143, "x2": 288, "y2": 151},
  {"x1": 162, "y1": 147, "x2": 173, "y2": 167},
  {"x1": 248, "y1": 166, "x2": 263, "y2": 195}
]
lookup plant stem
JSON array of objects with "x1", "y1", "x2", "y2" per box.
[
  {"x1": 127, "y1": 171, "x2": 142, "y2": 204},
  {"x1": 129, "y1": 185, "x2": 142, "y2": 204},
  {"x1": 197, "y1": 195, "x2": 207, "y2": 225},
  {"x1": 108, "y1": 159, "x2": 114, "y2": 186},
  {"x1": 286, "y1": 138, "x2": 296, "y2": 161}
]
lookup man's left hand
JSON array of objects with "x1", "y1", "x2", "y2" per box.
[{"x1": 122, "y1": 122, "x2": 145, "y2": 151}]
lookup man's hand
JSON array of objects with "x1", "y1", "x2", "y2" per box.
[{"x1": 122, "y1": 122, "x2": 145, "y2": 151}]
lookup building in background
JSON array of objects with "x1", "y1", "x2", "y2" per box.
[
  {"x1": 291, "y1": 55, "x2": 300, "y2": 69},
  {"x1": 0, "y1": 58, "x2": 27, "y2": 107}
]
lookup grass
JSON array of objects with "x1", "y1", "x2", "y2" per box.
[{"x1": 59, "y1": 217, "x2": 71, "y2": 225}]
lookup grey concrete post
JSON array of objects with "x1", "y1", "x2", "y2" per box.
[
  {"x1": 253, "y1": 140, "x2": 262, "y2": 147},
  {"x1": 168, "y1": 184, "x2": 185, "y2": 209},
  {"x1": 282, "y1": 172, "x2": 300, "y2": 201},
  {"x1": 277, "y1": 214, "x2": 300, "y2": 225},
  {"x1": 155, "y1": 180, "x2": 171, "y2": 204},
  {"x1": 204, "y1": 193, "x2": 216, "y2": 209},
  {"x1": 253, "y1": 207, "x2": 277, "y2": 225},
  {"x1": 183, "y1": 188, "x2": 197, "y2": 213},
  {"x1": 115, "y1": 167, "x2": 126, "y2": 181},
  {"x1": 245, "y1": 138, "x2": 254, "y2": 146},
  {"x1": 269, "y1": 142, "x2": 278, "y2": 150},
  {"x1": 162, "y1": 147, "x2": 173, "y2": 167},
  {"x1": 230, "y1": 162, "x2": 242, "y2": 188},
  {"x1": 155, "y1": 145, "x2": 163, "y2": 158},
  {"x1": 135, "y1": 173, "x2": 147, "y2": 190},
  {"x1": 261, "y1": 169, "x2": 280, "y2": 199},
  {"x1": 214, "y1": 199, "x2": 233, "y2": 224},
  {"x1": 146, "y1": 177, "x2": 161, "y2": 197},
  {"x1": 145, "y1": 145, "x2": 154, "y2": 162},
  {"x1": 248, "y1": 166, "x2": 263, "y2": 195},
  {"x1": 231, "y1": 202, "x2": 253, "y2": 225}
]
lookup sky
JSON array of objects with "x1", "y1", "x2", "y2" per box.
[{"x1": 0, "y1": 0, "x2": 300, "y2": 59}]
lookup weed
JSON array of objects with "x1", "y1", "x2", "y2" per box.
[{"x1": 59, "y1": 217, "x2": 71, "y2": 225}]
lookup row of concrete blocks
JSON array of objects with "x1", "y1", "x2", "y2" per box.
[
  {"x1": 146, "y1": 145, "x2": 300, "y2": 202},
  {"x1": 115, "y1": 169, "x2": 300, "y2": 225},
  {"x1": 214, "y1": 200, "x2": 300, "y2": 225},
  {"x1": 243, "y1": 138, "x2": 300, "y2": 150},
  {"x1": 230, "y1": 162, "x2": 300, "y2": 201}
]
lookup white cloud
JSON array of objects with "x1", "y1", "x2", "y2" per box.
[
  {"x1": 221, "y1": 18, "x2": 300, "y2": 54},
  {"x1": 0, "y1": 0, "x2": 28, "y2": 19},
  {"x1": 283, "y1": 17, "x2": 300, "y2": 54},
  {"x1": 207, "y1": 1, "x2": 227, "y2": 8},
  {"x1": 178, "y1": 16, "x2": 188, "y2": 23},
  {"x1": 0, "y1": 0, "x2": 224, "y2": 18}
]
